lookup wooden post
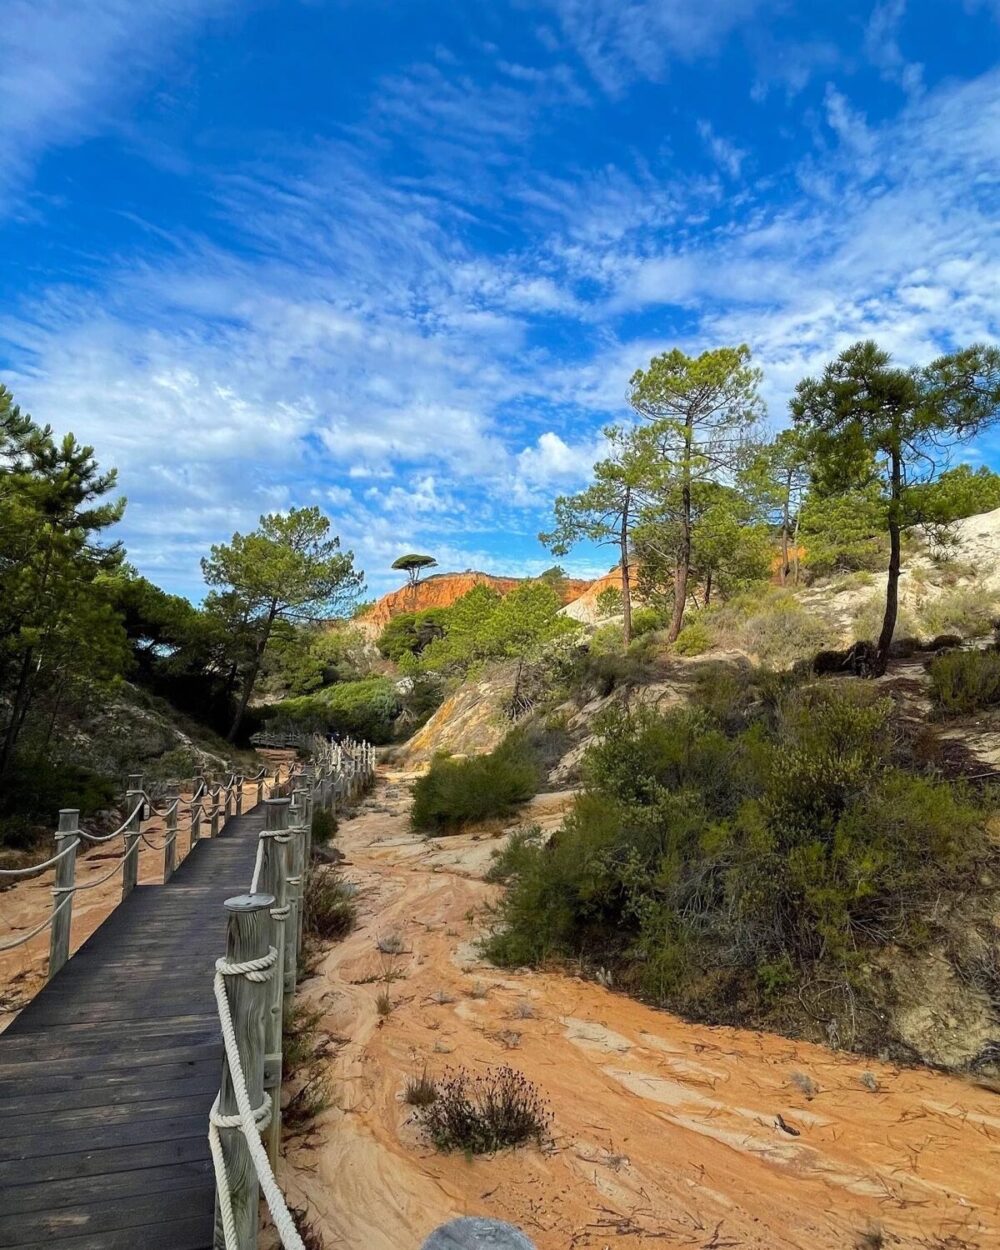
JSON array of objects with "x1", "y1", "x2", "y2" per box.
[
  {"x1": 164, "y1": 796, "x2": 178, "y2": 882},
  {"x1": 213, "y1": 892, "x2": 274, "y2": 1250},
  {"x1": 191, "y1": 795, "x2": 202, "y2": 848},
  {"x1": 210, "y1": 791, "x2": 221, "y2": 838},
  {"x1": 49, "y1": 809, "x2": 78, "y2": 980},
  {"x1": 286, "y1": 821, "x2": 305, "y2": 992},
  {"x1": 261, "y1": 800, "x2": 289, "y2": 1163},
  {"x1": 294, "y1": 785, "x2": 311, "y2": 877},
  {"x1": 235, "y1": 778, "x2": 244, "y2": 817},
  {"x1": 123, "y1": 777, "x2": 143, "y2": 900}
]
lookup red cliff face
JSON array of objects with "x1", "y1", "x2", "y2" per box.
[{"x1": 359, "y1": 571, "x2": 594, "y2": 632}]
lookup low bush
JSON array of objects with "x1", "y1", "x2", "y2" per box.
[
  {"x1": 0, "y1": 758, "x2": 118, "y2": 851},
  {"x1": 484, "y1": 683, "x2": 997, "y2": 1052},
  {"x1": 303, "y1": 869, "x2": 357, "y2": 942},
  {"x1": 691, "y1": 588, "x2": 834, "y2": 667},
  {"x1": 311, "y1": 807, "x2": 338, "y2": 845},
  {"x1": 403, "y1": 1068, "x2": 438, "y2": 1106},
  {"x1": 485, "y1": 826, "x2": 543, "y2": 883},
  {"x1": 410, "y1": 731, "x2": 541, "y2": 834},
  {"x1": 630, "y1": 606, "x2": 663, "y2": 637},
  {"x1": 413, "y1": 1065, "x2": 552, "y2": 1153},
  {"x1": 673, "y1": 621, "x2": 712, "y2": 656},
  {"x1": 919, "y1": 588, "x2": 1000, "y2": 640},
  {"x1": 272, "y1": 677, "x2": 401, "y2": 744},
  {"x1": 928, "y1": 649, "x2": 1000, "y2": 714}
]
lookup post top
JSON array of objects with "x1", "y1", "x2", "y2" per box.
[
  {"x1": 263, "y1": 796, "x2": 291, "y2": 806},
  {"x1": 58, "y1": 807, "x2": 80, "y2": 814},
  {"x1": 224, "y1": 892, "x2": 276, "y2": 912}
]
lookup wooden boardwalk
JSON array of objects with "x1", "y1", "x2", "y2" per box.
[{"x1": 0, "y1": 803, "x2": 268, "y2": 1250}]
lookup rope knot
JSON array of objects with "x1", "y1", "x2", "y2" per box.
[{"x1": 215, "y1": 946, "x2": 277, "y2": 983}]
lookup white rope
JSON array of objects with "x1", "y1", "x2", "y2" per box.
[
  {"x1": 0, "y1": 892, "x2": 73, "y2": 951},
  {"x1": 0, "y1": 838, "x2": 80, "y2": 878},
  {"x1": 210, "y1": 947, "x2": 305, "y2": 1250}
]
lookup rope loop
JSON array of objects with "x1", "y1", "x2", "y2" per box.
[{"x1": 215, "y1": 946, "x2": 277, "y2": 983}]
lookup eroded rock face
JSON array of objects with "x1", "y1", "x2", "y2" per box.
[
  {"x1": 358, "y1": 571, "x2": 594, "y2": 636},
  {"x1": 391, "y1": 669, "x2": 516, "y2": 767}
]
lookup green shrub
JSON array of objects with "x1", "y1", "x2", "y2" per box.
[
  {"x1": 918, "y1": 588, "x2": 1000, "y2": 640},
  {"x1": 413, "y1": 1066, "x2": 551, "y2": 1153},
  {"x1": 590, "y1": 622, "x2": 624, "y2": 654},
  {"x1": 674, "y1": 621, "x2": 712, "y2": 655},
  {"x1": 928, "y1": 649, "x2": 1000, "y2": 713},
  {"x1": 273, "y1": 677, "x2": 401, "y2": 744},
  {"x1": 311, "y1": 807, "x2": 338, "y2": 845},
  {"x1": 694, "y1": 588, "x2": 834, "y2": 667},
  {"x1": 410, "y1": 732, "x2": 541, "y2": 834},
  {"x1": 0, "y1": 758, "x2": 117, "y2": 848},
  {"x1": 484, "y1": 685, "x2": 996, "y2": 1050},
  {"x1": 303, "y1": 869, "x2": 357, "y2": 941},
  {"x1": 485, "y1": 826, "x2": 543, "y2": 883},
  {"x1": 630, "y1": 606, "x2": 663, "y2": 637}
]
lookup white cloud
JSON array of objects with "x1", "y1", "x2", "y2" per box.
[
  {"x1": 696, "y1": 119, "x2": 747, "y2": 179},
  {"x1": 0, "y1": 0, "x2": 228, "y2": 211},
  {"x1": 865, "y1": 0, "x2": 924, "y2": 97},
  {"x1": 539, "y1": 0, "x2": 775, "y2": 95}
]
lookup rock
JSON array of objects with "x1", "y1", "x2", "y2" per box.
[
  {"x1": 312, "y1": 844, "x2": 345, "y2": 865},
  {"x1": 421, "y1": 1218, "x2": 537, "y2": 1249}
]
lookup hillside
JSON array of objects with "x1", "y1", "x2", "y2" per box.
[{"x1": 358, "y1": 569, "x2": 598, "y2": 635}]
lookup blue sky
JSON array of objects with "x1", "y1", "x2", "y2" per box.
[{"x1": 2, "y1": 0, "x2": 1000, "y2": 601}]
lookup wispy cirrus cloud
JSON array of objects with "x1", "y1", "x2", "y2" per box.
[{"x1": 0, "y1": 0, "x2": 229, "y2": 212}]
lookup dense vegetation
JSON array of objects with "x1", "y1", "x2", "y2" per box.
[
  {"x1": 411, "y1": 731, "x2": 541, "y2": 834},
  {"x1": 545, "y1": 340, "x2": 1000, "y2": 673},
  {"x1": 485, "y1": 674, "x2": 999, "y2": 1056},
  {"x1": 0, "y1": 383, "x2": 363, "y2": 846},
  {"x1": 379, "y1": 581, "x2": 578, "y2": 677}
]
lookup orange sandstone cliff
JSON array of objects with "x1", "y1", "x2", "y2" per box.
[{"x1": 358, "y1": 570, "x2": 596, "y2": 634}]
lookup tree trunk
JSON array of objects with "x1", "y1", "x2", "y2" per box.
[
  {"x1": 666, "y1": 421, "x2": 694, "y2": 643},
  {"x1": 792, "y1": 510, "x2": 801, "y2": 586},
  {"x1": 780, "y1": 473, "x2": 791, "y2": 586},
  {"x1": 227, "y1": 601, "x2": 278, "y2": 743},
  {"x1": 704, "y1": 569, "x2": 713, "y2": 607},
  {"x1": 875, "y1": 449, "x2": 902, "y2": 676},
  {"x1": 620, "y1": 486, "x2": 632, "y2": 647},
  {"x1": 0, "y1": 647, "x2": 35, "y2": 779}
]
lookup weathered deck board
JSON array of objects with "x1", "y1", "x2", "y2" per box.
[{"x1": 0, "y1": 803, "x2": 267, "y2": 1248}]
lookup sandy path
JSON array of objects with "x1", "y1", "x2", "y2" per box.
[{"x1": 280, "y1": 770, "x2": 1000, "y2": 1250}]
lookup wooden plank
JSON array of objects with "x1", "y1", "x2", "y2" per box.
[
  {"x1": 0, "y1": 1180, "x2": 213, "y2": 1243},
  {"x1": 2, "y1": 1158, "x2": 213, "y2": 1214},
  {"x1": 0, "y1": 801, "x2": 271, "y2": 1246},
  {"x1": 0, "y1": 1063, "x2": 219, "y2": 1115},
  {"x1": 0, "y1": 1131, "x2": 209, "y2": 1186},
  {"x1": 8, "y1": 1212, "x2": 213, "y2": 1250},
  {"x1": 4, "y1": 1091, "x2": 217, "y2": 1143}
]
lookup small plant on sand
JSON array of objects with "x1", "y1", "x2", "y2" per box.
[
  {"x1": 404, "y1": 1067, "x2": 438, "y2": 1107},
  {"x1": 304, "y1": 869, "x2": 356, "y2": 941},
  {"x1": 375, "y1": 989, "x2": 393, "y2": 1017},
  {"x1": 414, "y1": 1065, "x2": 552, "y2": 1154},
  {"x1": 855, "y1": 1223, "x2": 885, "y2": 1250},
  {"x1": 288, "y1": 1204, "x2": 327, "y2": 1250},
  {"x1": 311, "y1": 806, "x2": 338, "y2": 845}
]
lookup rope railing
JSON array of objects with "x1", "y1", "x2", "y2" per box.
[
  {"x1": 0, "y1": 761, "x2": 290, "y2": 978},
  {"x1": 209, "y1": 734, "x2": 376, "y2": 1250}
]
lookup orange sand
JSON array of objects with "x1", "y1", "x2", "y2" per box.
[{"x1": 279, "y1": 771, "x2": 1000, "y2": 1250}]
